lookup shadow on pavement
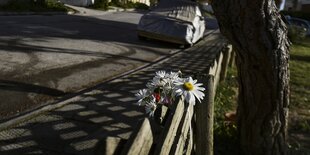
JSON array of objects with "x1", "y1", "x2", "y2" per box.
[
  {"x1": 0, "y1": 12, "x2": 181, "y2": 119},
  {"x1": 0, "y1": 33, "x2": 226, "y2": 155},
  {"x1": 0, "y1": 80, "x2": 67, "y2": 96},
  {"x1": 0, "y1": 13, "x2": 178, "y2": 53}
]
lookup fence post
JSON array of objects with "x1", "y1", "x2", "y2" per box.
[
  {"x1": 121, "y1": 118, "x2": 153, "y2": 155},
  {"x1": 228, "y1": 48, "x2": 235, "y2": 67},
  {"x1": 195, "y1": 74, "x2": 215, "y2": 155},
  {"x1": 154, "y1": 97, "x2": 185, "y2": 155},
  {"x1": 220, "y1": 44, "x2": 232, "y2": 82}
]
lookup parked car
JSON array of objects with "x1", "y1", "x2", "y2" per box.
[
  {"x1": 137, "y1": 0, "x2": 205, "y2": 46},
  {"x1": 285, "y1": 16, "x2": 310, "y2": 36},
  {"x1": 200, "y1": 2, "x2": 214, "y2": 13}
]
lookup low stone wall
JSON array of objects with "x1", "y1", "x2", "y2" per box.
[{"x1": 59, "y1": 0, "x2": 94, "y2": 7}]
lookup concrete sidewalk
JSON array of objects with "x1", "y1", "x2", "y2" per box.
[{"x1": 0, "y1": 31, "x2": 226, "y2": 155}]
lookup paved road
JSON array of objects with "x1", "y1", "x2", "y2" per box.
[{"x1": 0, "y1": 11, "x2": 179, "y2": 120}]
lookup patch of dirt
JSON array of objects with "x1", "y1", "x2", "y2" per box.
[{"x1": 288, "y1": 109, "x2": 310, "y2": 154}]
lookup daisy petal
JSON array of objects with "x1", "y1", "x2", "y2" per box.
[
  {"x1": 188, "y1": 91, "x2": 195, "y2": 105},
  {"x1": 193, "y1": 90, "x2": 205, "y2": 103}
]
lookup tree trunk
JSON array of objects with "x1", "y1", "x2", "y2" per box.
[{"x1": 211, "y1": 0, "x2": 290, "y2": 155}]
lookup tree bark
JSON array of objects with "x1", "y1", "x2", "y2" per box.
[{"x1": 211, "y1": 0, "x2": 290, "y2": 155}]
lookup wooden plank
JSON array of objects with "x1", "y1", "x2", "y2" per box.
[
  {"x1": 170, "y1": 103, "x2": 194, "y2": 155},
  {"x1": 214, "y1": 52, "x2": 223, "y2": 90},
  {"x1": 121, "y1": 118, "x2": 153, "y2": 155},
  {"x1": 220, "y1": 44, "x2": 232, "y2": 82},
  {"x1": 228, "y1": 47, "x2": 235, "y2": 67},
  {"x1": 185, "y1": 127, "x2": 193, "y2": 155},
  {"x1": 154, "y1": 97, "x2": 185, "y2": 155},
  {"x1": 99, "y1": 136, "x2": 126, "y2": 155},
  {"x1": 208, "y1": 58, "x2": 218, "y2": 76},
  {"x1": 195, "y1": 75, "x2": 215, "y2": 155}
]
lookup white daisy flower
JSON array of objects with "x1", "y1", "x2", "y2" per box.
[
  {"x1": 146, "y1": 76, "x2": 167, "y2": 90},
  {"x1": 135, "y1": 89, "x2": 149, "y2": 106},
  {"x1": 174, "y1": 77, "x2": 205, "y2": 105},
  {"x1": 163, "y1": 71, "x2": 181, "y2": 90},
  {"x1": 166, "y1": 71, "x2": 181, "y2": 80},
  {"x1": 145, "y1": 96, "x2": 157, "y2": 117},
  {"x1": 155, "y1": 70, "x2": 166, "y2": 79}
]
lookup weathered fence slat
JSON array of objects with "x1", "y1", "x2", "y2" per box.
[
  {"x1": 121, "y1": 118, "x2": 153, "y2": 155},
  {"x1": 154, "y1": 97, "x2": 185, "y2": 155},
  {"x1": 185, "y1": 126, "x2": 193, "y2": 155},
  {"x1": 208, "y1": 57, "x2": 218, "y2": 76},
  {"x1": 170, "y1": 103, "x2": 194, "y2": 155},
  {"x1": 195, "y1": 75, "x2": 215, "y2": 155},
  {"x1": 106, "y1": 40, "x2": 233, "y2": 155},
  {"x1": 214, "y1": 51, "x2": 223, "y2": 89},
  {"x1": 220, "y1": 44, "x2": 232, "y2": 82},
  {"x1": 101, "y1": 137, "x2": 125, "y2": 155},
  {"x1": 229, "y1": 48, "x2": 235, "y2": 68}
]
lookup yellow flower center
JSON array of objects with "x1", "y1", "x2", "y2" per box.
[{"x1": 183, "y1": 82, "x2": 194, "y2": 91}]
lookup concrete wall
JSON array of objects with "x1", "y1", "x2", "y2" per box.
[{"x1": 59, "y1": 0, "x2": 94, "y2": 7}]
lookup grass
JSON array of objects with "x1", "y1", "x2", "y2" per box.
[
  {"x1": 289, "y1": 37, "x2": 310, "y2": 110},
  {"x1": 214, "y1": 37, "x2": 310, "y2": 154},
  {"x1": 109, "y1": 1, "x2": 149, "y2": 10},
  {"x1": 214, "y1": 67, "x2": 239, "y2": 155},
  {"x1": 288, "y1": 38, "x2": 310, "y2": 153},
  {"x1": 0, "y1": 0, "x2": 69, "y2": 12},
  {"x1": 89, "y1": 0, "x2": 149, "y2": 11},
  {"x1": 90, "y1": 0, "x2": 109, "y2": 10}
]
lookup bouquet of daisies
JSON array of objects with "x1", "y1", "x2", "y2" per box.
[{"x1": 135, "y1": 70, "x2": 205, "y2": 118}]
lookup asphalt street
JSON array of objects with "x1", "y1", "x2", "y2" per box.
[
  {"x1": 0, "y1": 5, "x2": 224, "y2": 154},
  {"x1": 0, "y1": 11, "x2": 179, "y2": 120}
]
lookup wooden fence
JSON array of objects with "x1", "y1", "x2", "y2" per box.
[{"x1": 101, "y1": 44, "x2": 233, "y2": 155}]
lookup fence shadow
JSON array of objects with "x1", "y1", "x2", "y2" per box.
[
  {"x1": 0, "y1": 28, "x2": 226, "y2": 155},
  {"x1": 0, "y1": 13, "x2": 183, "y2": 119}
]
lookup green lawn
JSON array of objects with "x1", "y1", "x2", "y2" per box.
[
  {"x1": 288, "y1": 38, "x2": 310, "y2": 153},
  {"x1": 89, "y1": 1, "x2": 149, "y2": 11},
  {"x1": 290, "y1": 38, "x2": 310, "y2": 110}
]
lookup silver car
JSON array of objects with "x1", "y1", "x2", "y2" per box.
[{"x1": 137, "y1": 0, "x2": 205, "y2": 45}]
